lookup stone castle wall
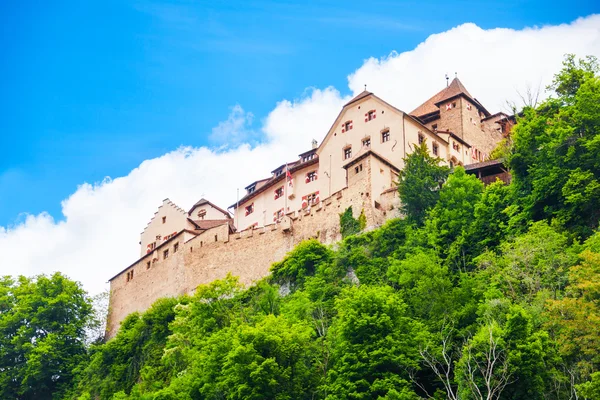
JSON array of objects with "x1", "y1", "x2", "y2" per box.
[{"x1": 106, "y1": 164, "x2": 393, "y2": 338}]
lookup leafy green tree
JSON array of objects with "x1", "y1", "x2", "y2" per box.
[
  {"x1": 545, "y1": 231, "x2": 600, "y2": 382},
  {"x1": 325, "y1": 286, "x2": 427, "y2": 399},
  {"x1": 0, "y1": 273, "x2": 93, "y2": 400},
  {"x1": 508, "y1": 55, "x2": 600, "y2": 238},
  {"x1": 398, "y1": 141, "x2": 450, "y2": 225},
  {"x1": 548, "y1": 54, "x2": 599, "y2": 99},
  {"x1": 387, "y1": 250, "x2": 454, "y2": 327},
  {"x1": 271, "y1": 239, "x2": 334, "y2": 289},
  {"x1": 470, "y1": 180, "x2": 512, "y2": 252},
  {"x1": 424, "y1": 166, "x2": 484, "y2": 271},
  {"x1": 72, "y1": 297, "x2": 179, "y2": 399},
  {"x1": 475, "y1": 221, "x2": 577, "y2": 306}
]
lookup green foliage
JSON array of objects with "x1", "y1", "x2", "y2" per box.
[
  {"x1": 424, "y1": 166, "x2": 484, "y2": 270},
  {"x1": 508, "y1": 54, "x2": 600, "y2": 238},
  {"x1": 339, "y1": 207, "x2": 361, "y2": 238},
  {"x1": 325, "y1": 286, "x2": 427, "y2": 399},
  {"x1": 0, "y1": 273, "x2": 93, "y2": 400},
  {"x1": 271, "y1": 239, "x2": 334, "y2": 289},
  {"x1": 6, "y1": 55, "x2": 600, "y2": 400},
  {"x1": 398, "y1": 141, "x2": 451, "y2": 225}
]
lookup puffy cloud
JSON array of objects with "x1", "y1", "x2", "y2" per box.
[
  {"x1": 348, "y1": 15, "x2": 600, "y2": 113},
  {"x1": 1, "y1": 16, "x2": 599, "y2": 294},
  {"x1": 209, "y1": 104, "x2": 256, "y2": 146}
]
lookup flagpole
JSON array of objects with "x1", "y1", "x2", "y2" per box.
[{"x1": 284, "y1": 164, "x2": 288, "y2": 215}]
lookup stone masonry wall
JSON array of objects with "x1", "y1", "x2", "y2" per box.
[{"x1": 106, "y1": 166, "x2": 386, "y2": 338}]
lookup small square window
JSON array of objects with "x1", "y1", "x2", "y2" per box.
[
  {"x1": 146, "y1": 261, "x2": 151, "y2": 269},
  {"x1": 162, "y1": 216, "x2": 166, "y2": 224},
  {"x1": 274, "y1": 186, "x2": 284, "y2": 200},
  {"x1": 306, "y1": 171, "x2": 317, "y2": 182},
  {"x1": 432, "y1": 142, "x2": 439, "y2": 156},
  {"x1": 366, "y1": 110, "x2": 376, "y2": 121},
  {"x1": 362, "y1": 137, "x2": 371, "y2": 148},
  {"x1": 343, "y1": 121, "x2": 353, "y2": 131},
  {"x1": 354, "y1": 164, "x2": 363, "y2": 174},
  {"x1": 245, "y1": 203, "x2": 254, "y2": 216},
  {"x1": 163, "y1": 249, "x2": 169, "y2": 259},
  {"x1": 381, "y1": 130, "x2": 390, "y2": 143},
  {"x1": 344, "y1": 147, "x2": 352, "y2": 159},
  {"x1": 174, "y1": 242, "x2": 179, "y2": 253}
]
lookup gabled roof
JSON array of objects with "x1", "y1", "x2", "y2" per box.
[
  {"x1": 342, "y1": 148, "x2": 400, "y2": 172},
  {"x1": 410, "y1": 78, "x2": 488, "y2": 117},
  {"x1": 344, "y1": 90, "x2": 373, "y2": 107},
  {"x1": 188, "y1": 198, "x2": 232, "y2": 219}
]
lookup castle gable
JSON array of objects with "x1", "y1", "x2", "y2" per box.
[
  {"x1": 317, "y1": 91, "x2": 405, "y2": 156},
  {"x1": 140, "y1": 198, "x2": 190, "y2": 258},
  {"x1": 188, "y1": 198, "x2": 232, "y2": 220}
]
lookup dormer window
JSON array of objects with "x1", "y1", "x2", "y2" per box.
[
  {"x1": 247, "y1": 185, "x2": 256, "y2": 194},
  {"x1": 365, "y1": 110, "x2": 377, "y2": 122},
  {"x1": 344, "y1": 147, "x2": 352, "y2": 160},
  {"x1": 342, "y1": 120, "x2": 353, "y2": 133},
  {"x1": 245, "y1": 203, "x2": 254, "y2": 216},
  {"x1": 302, "y1": 153, "x2": 315, "y2": 162},
  {"x1": 362, "y1": 137, "x2": 371, "y2": 148},
  {"x1": 275, "y1": 169, "x2": 284, "y2": 177}
]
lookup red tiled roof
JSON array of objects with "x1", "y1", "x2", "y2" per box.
[{"x1": 410, "y1": 78, "x2": 474, "y2": 117}]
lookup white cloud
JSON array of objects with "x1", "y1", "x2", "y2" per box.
[
  {"x1": 1, "y1": 15, "x2": 599, "y2": 294},
  {"x1": 209, "y1": 104, "x2": 256, "y2": 146}
]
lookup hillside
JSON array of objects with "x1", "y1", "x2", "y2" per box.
[{"x1": 1, "y1": 55, "x2": 599, "y2": 400}]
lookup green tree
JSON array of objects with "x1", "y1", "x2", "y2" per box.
[
  {"x1": 398, "y1": 141, "x2": 450, "y2": 226},
  {"x1": 325, "y1": 286, "x2": 427, "y2": 399},
  {"x1": 545, "y1": 231, "x2": 600, "y2": 382},
  {"x1": 425, "y1": 166, "x2": 484, "y2": 271},
  {"x1": 271, "y1": 239, "x2": 334, "y2": 289},
  {"x1": 508, "y1": 54, "x2": 600, "y2": 238},
  {"x1": 0, "y1": 273, "x2": 93, "y2": 400}
]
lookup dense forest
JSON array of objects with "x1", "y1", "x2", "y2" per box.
[{"x1": 1, "y1": 55, "x2": 599, "y2": 400}]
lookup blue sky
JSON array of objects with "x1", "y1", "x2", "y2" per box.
[{"x1": 0, "y1": 0, "x2": 598, "y2": 227}]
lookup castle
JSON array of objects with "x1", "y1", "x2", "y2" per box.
[{"x1": 106, "y1": 78, "x2": 512, "y2": 338}]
